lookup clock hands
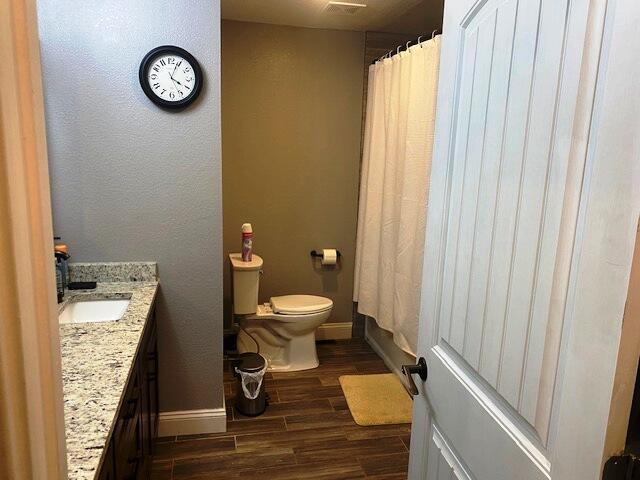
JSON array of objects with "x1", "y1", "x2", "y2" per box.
[
  {"x1": 164, "y1": 64, "x2": 183, "y2": 95},
  {"x1": 171, "y1": 78, "x2": 190, "y2": 90},
  {"x1": 169, "y1": 79, "x2": 181, "y2": 95},
  {"x1": 164, "y1": 63, "x2": 183, "y2": 95},
  {"x1": 169, "y1": 67, "x2": 190, "y2": 90}
]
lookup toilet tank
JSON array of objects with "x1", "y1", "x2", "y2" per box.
[{"x1": 229, "y1": 253, "x2": 263, "y2": 315}]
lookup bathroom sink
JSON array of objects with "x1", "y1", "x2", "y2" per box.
[{"x1": 59, "y1": 299, "x2": 130, "y2": 324}]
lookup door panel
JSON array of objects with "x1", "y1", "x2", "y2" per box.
[
  {"x1": 408, "y1": 0, "x2": 620, "y2": 477},
  {"x1": 427, "y1": 424, "x2": 473, "y2": 480},
  {"x1": 436, "y1": 0, "x2": 575, "y2": 452}
]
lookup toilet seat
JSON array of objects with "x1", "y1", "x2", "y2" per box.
[{"x1": 270, "y1": 295, "x2": 333, "y2": 315}]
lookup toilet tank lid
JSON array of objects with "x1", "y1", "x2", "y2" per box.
[
  {"x1": 229, "y1": 253, "x2": 263, "y2": 271},
  {"x1": 270, "y1": 295, "x2": 333, "y2": 314}
]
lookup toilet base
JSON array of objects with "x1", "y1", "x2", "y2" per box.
[{"x1": 237, "y1": 329, "x2": 320, "y2": 372}]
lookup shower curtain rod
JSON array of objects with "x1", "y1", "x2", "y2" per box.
[{"x1": 371, "y1": 29, "x2": 440, "y2": 65}]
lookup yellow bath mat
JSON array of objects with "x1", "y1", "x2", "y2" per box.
[{"x1": 339, "y1": 373, "x2": 412, "y2": 426}]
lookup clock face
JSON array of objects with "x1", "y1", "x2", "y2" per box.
[
  {"x1": 147, "y1": 54, "x2": 196, "y2": 102},
  {"x1": 139, "y1": 46, "x2": 203, "y2": 109}
]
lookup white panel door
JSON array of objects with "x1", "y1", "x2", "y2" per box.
[{"x1": 408, "y1": 0, "x2": 640, "y2": 478}]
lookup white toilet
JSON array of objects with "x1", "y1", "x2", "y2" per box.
[{"x1": 229, "y1": 253, "x2": 333, "y2": 371}]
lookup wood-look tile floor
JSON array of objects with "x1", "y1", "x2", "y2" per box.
[{"x1": 151, "y1": 339, "x2": 411, "y2": 479}]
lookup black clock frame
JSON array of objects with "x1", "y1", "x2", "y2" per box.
[{"x1": 139, "y1": 45, "x2": 203, "y2": 109}]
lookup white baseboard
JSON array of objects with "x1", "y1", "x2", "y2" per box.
[
  {"x1": 365, "y1": 328, "x2": 406, "y2": 380},
  {"x1": 158, "y1": 403, "x2": 227, "y2": 437},
  {"x1": 316, "y1": 322, "x2": 352, "y2": 341}
]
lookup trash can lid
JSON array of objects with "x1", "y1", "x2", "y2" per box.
[{"x1": 237, "y1": 353, "x2": 266, "y2": 372}]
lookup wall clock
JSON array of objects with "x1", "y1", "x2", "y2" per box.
[{"x1": 139, "y1": 45, "x2": 203, "y2": 109}]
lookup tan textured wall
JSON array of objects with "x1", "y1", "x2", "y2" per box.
[{"x1": 222, "y1": 21, "x2": 365, "y2": 327}]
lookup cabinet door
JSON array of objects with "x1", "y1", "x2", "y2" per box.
[
  {"x1": 97, "y1": 440, "x2": 116, "y2": 480},
  {"x1": 139, "y1": 348, "x2": 150, "y2": 479},
  {"x1": 96, "y1": 308, "x2": 159, "y2": 480},
  {"x1": 140, "y1": 336, "x2": 150, "y2": 458},
  {"x1": 137, "y1": 314, "x2": 156, "y2": 479},
  {"x1": 114, "y1": 367, "x2": 142, "y2": 479},
  {"x1": 147, "y1": 312, "x2": 159, "y2": 447}
]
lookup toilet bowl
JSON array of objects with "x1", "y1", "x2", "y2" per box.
[
  {"x1": 229, "y1": 253, "x2": 333, "y2": 371},
  {"x1": 237, "y1": 295, "x2": 333, "y2": 371}
]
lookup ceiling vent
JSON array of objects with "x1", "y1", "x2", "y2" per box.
[{"x1": 324, "y1": 1, "x2": 367, "y2": 15}]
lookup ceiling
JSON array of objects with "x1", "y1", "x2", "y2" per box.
[{"x1": 221, "y1": 0, "x2": 444, "y2": 34}]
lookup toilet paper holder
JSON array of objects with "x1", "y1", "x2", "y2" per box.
[{"x1": 310, "y1": 250, "x2": 342, "y2": 260}]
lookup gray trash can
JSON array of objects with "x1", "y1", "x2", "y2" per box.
[{"x1": 234, "y1": 353, "x2": 267, "y2": 416}]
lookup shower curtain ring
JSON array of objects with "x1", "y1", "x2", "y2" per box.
[
  {"x1": 432, "y1": 29, "x2": 439, "y2": 39},
  {"x1": 417, "y1": 35, "x2": 424, "y2": 46},
  {"x1": 406, "y1": 40, "x2": 412, "y2": 50}
]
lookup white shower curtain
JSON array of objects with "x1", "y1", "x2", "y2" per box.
[{"x1": 354, "y1": 37, "x2": 441, "y2": 355}]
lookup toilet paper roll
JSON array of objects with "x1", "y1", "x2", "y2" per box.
[{"x1": 321, "y1": 249, "x2": 338, "y2": 266}]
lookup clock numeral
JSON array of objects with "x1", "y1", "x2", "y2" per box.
[
  {"x1": 152, "y1": 66, "x2": 160, "y2": 73},
  {"x1": 169, "y1": 92, "x2": 176, "y2": 99},
  {"x1": 184, "y1": 67, "x2": 191, "y2": 73},
  {"x1": 184, "y1": 84, "x2": 191, "y2": 91},
  {"x1": 176, "y1": 60, "x2": 182, "y2": 68},
  {"x1": 161, "y1": 89, "x2": 166, "y2": 95},
  {"x1": 159, "y1": 58, "x2": 166, "y2": 66},
  {"x1": 150, "y1": 74, "x2": 157, "y2": 80},
  {"x1": 178, "y1": 90, "x2": 184, "y2": 96},
  {"x1": 168, "y1": 57, "x2": 175, "y2": 64},
  {"x1": 185, "y1": 77, "x2": 193, "y2": 82},
  {"x1": 152, "y1": 82, "x2": 160, "y2": 89}
]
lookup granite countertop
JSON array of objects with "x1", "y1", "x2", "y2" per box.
[{"x1": 58, "y1": 263, "x2": 158, "y2": 480}]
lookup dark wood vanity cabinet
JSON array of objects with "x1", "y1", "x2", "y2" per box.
[{"x1": 98, "y1": 311, "x2": 158, "y2": 480}]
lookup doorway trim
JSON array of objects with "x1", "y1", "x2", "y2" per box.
[{"x1": 0, "y1": 0, "x2": 67, "y2": 477}]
